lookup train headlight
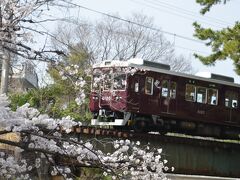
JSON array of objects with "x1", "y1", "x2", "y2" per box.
[
  {"x1": 93, "y1": 96, "x2": 99, "y2": 100},
  {"x1": 115, "y1": 96, "x2": 122, "y2": 101}
]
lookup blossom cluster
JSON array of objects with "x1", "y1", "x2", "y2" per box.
[
  {"x1": 58, "y1": 63, "x2": 88, "y2": 106},
  {"x1": 0, "y1": 0, "x2": 69, "y2": 62},
  {"x1": 0, "y1": 1, "x2": 42, "y2": 45},
  {"x1": 0, "y1": 155, "x2": 30, "y2": 180},
  {"x1": 104, "y1": 140, "x2": 173, "y2": 179},
  {"x1": 0, "y1": 94, "x2": 172, "y2": 179}
]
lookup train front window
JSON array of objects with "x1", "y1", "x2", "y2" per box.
[
  {"x1": 196, "y1": 87, "x2": 207, "y2": 103},
  {"x1": 113, "y1": 73, "x2": 126, "y2": 90},
  {"x1": 92, "y1": 68, "x2": 113, "y2": 91},
  {"x1": 92, "y1": 69, "x2": 102, "y2": 91},
  {"x1": 104, "y1": 74, "x2": 112, "y2": 90},
  {"x1": 92, "y1": 74, "x2": 101, "y2": 91}
]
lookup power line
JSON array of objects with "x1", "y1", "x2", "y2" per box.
[
  {"x1": 130, "y1": 0, "x2": 228, "y2": 29},
  {"x1": 63, "y1": 1, "x2": 206, "y2": 45},
  {"x1": 174, "y1": 45, "x2": 208, "y2": 55},
  {"x1": 30, "y1": 1, "x2": 209, "y2": 57},
  {"x1": 38, "y1": 13, "x2": 209, "y2": 56},
  {"x1": 148, "y1": 0, "x2": 233, "y2": 27}
]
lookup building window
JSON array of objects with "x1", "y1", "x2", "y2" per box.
[
  {"x1": 207, "y1": 89, "x2": 218, "y2": 105},
  {"x1": 161, "y1": 80, "x2": 169, "y2": 97},
  {"x1": 196, "y1": 87, "x2": 207, "y2": 103},
  {"x1": 145, "y1": 77, "x2": 153, "y2": 95},
  {"x1": 225, "y1": 91, "x2": 238, "y2": 108},
  {"x1": 185, "y1": 84, "x2": 195, "y2": 102}
]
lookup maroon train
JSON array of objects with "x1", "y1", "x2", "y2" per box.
[{"x1": 89, "y1": 59, "x2": 240, "y2": 139}]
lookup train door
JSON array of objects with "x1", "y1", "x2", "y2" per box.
[
  {"x1": 160, "y1": 80, "x2": 177, "y2": 114},
  {"x1": 128, "y1": 75, "x2": 140, "y2": 112},
  {"x1": 144, "y1": 76, "x2": 158, "y2": 114},
  {"x1": 224, "y1": 90, "x2": 238, "y2": 122}
]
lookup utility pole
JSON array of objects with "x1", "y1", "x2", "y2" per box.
[
  {"x1": 0, "y1": 52, "x2": 10, "y2": 95},
  {"x1": 0, "y1": 2, "x2": 10, "y2": 94}
]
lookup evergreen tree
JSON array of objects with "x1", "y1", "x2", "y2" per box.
[{"x1": 194, "y1": 0, "x2": 240, "y2": 74}]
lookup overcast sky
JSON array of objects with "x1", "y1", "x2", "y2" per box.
[{"x1": 41, "y1": 0, "x2": 240, "y2": 83}]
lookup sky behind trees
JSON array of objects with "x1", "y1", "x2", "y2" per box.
[{"x1": 50, "y1": 0, "x2": 240, "y2": 82}]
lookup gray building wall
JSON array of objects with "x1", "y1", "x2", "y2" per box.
[{"x1": 1, "y1": 63, "x2": 38, "y2": 93}]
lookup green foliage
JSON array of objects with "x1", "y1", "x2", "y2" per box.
[
  {"x1": 194, "y1": 0, "x2": 240, "y2": 74},
  {"x1": 196, "y1": 0, "x2": 228, "y2": 14},
  {"x1": 10, "y1": 92, "x2": 39, "y2": 111},
  {"x1": 48, "y1": 47, "x2": 91, "y2": 93},
  {"x1": 10, "y1": 39, "x2": 93, "y2": 123},
  {"x1": 9, "y1": 84, "x2": 92, "y2": 123},
  {"x1": 76, "y1": 168, "x2": 112, "y2": 180},
  {"x1": 38, "y1": 47, "x2": 92, "y2": 122}
]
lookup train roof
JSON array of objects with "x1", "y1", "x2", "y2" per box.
[{"x1": 93, "y1": 59, "x2": 240, "y2": 88}]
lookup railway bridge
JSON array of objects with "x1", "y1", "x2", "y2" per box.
[{"x1": 69, "y1": 126, "x2": 240, "y2": 179}]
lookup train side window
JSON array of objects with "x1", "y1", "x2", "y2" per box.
[
  {"x1": 185, "y1": 84, "x2": 195, "y2": 101},
  {"x1": 134, "y1": 82, "x2": 139, "y2": 92},
  {"x1": 131, "y1": 77, "x2": 139, "y2": 93},
  {"x1": 196, "y1": 87, "x2": 207, "y2": 104},
  {"x1": 161, "y1": 80, "x2": 169, "y2": 97},
  {"x1": 225, "y1": 98, "x2": 230, "y2": 107},
  {"x1": 225, "y1": 91, "x2": 238, "y2": 108},
  {"x1": 232, "y1": 93, "x2": 238, "y2": 108},
  {"x1": 207, "y1": 89, "x2": 218, "y2": 105},
  {"x1": 170, "y1": 82, "x2": 177, "y2": 99},
  {"x1": 232, "y1": 100, "x2": 238, "y2": 108},
  {"x1": 145, "y1": 77, "x2": 153, "y2": 95}
]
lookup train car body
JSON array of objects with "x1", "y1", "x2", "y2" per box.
[{"x1": 89, "y1": 59, "x2": 240, "y2": 139}]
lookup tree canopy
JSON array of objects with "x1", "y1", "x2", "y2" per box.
[
  {"x1": 53, "y1": 13, "x2": 193, "y2": 73},
  {"x1": 194, "y1": 0, "x2": 240, "y2": 74},
  {"x1": 10, "y1": 47, "x2": 93, "y2": 122},
  {"x1": 196, "y1": 0, "x2": 229, "y2": 15}
]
